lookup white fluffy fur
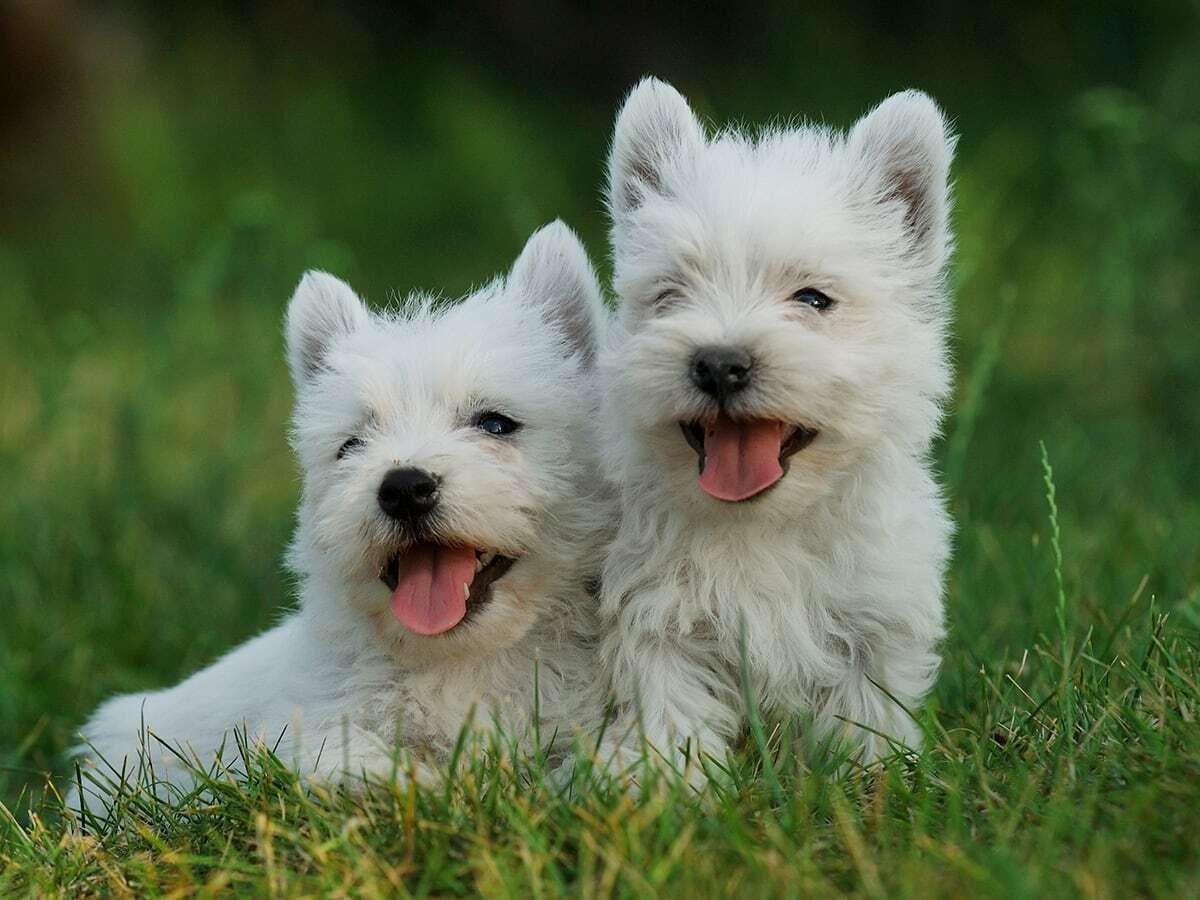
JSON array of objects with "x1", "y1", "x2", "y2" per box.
[
  {"x1": 72, "y1": 221, "x2": 612, "y2": 805},
  {"x1": 597, "y1": 79, "x2": 957, "y2": 779}
]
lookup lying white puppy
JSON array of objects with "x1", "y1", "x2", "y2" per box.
[{"x1": 73, "y1": 222, "x2": 611, "y2": 805}]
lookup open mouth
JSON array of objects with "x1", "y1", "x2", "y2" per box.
[
  {"x1": 379, "y1": 543, "x2": 516, "y2": 636},
  {"x1": 680, "y1": 415, "x2": 819, "y2": 503}
]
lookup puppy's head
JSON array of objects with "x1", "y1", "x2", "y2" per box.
[
  {"x1": 604, "y1": 79, "x2": 956, "y2": 515},
  {"x1": 285, "y1": 222, "x2": 606, "y2": 659}
]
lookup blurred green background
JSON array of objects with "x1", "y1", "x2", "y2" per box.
[{"x1": 1, "y1": 2, "x2": 1197, "y2": 807}]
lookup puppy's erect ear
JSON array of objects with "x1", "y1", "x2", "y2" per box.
[
  {"x1": 849, "y1": 90, "x2": 957, "y2": 269},
  {"x1": 608, "y1": 77, "x2": 704, "y2": 220},
  {"x1": 285, "y1": 271, "x2": 371, "y2": 384},
  {"x1": 509, "y1": 220, "x2": 606, "y2": 365}
]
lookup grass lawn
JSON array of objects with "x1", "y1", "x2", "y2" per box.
[{"x1": 1, "y1": 9, "x2": 1198, "y2": 896}]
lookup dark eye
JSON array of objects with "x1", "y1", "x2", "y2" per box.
[
  {"x1": 475, "y1": 412, "x2": 522, "y2": 437},
  {"x1": 337, "y1": 436, "x2": 364, "y2": 459},
  {"x1": 791, "y1": 288, "x2": 836, "y2": 311}
]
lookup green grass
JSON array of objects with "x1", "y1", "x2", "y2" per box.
[
  {"x1": 5, "y1": 598, "x2": 1199, "y2": 896},
  {"x1": 2, "y1": 7, "x2": 1199, "y2": 896}
]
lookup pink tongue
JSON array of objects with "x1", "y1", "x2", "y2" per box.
[
  {"x1": 698, "y1": 417, "x2": 787, "y2": 501},
  {"x1": 389, "y1": 544, "x2": 478, "y2": 635}
]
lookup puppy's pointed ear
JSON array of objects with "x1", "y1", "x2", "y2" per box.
[
  {"x1": 509, "y1": 220, "x2": 606, "y2": 365},
  {"x1": 849, "y1": 90, "x2": 957, "y2": 269},
  {"x1": 285, "y1": 271, "x2": 371, "y2": 384},
  {"x1": 608, "y1": 77, "x2": 704, "y2": 221}
]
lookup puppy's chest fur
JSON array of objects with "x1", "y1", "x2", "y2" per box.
[
  {"x1": 351, "y1": 617, "x2": 600, "y2": 756},
  {"x1": 613, "y1": 540, "x2": 858, "y2": 693},
  {"x1": 603, "y1": 465, "x2": 947, "y2": 715}
]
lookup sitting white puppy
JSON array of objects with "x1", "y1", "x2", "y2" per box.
[
  {"x1": 73, "y1": 221, "x2": 610, "y2": 805},
  {"x1": 596, "y1": 79, "x2": 956, "y2": 780}
]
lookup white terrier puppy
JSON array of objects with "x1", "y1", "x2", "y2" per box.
[
  {"x1": 73, "y1": 222, "x2": 610, "y2": 805},
  {"x1": 596, "y1": 79, "x2": 956, "y2": 779}
]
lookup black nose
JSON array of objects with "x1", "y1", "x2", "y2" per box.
[
  {"x1": 378, "y1": 467, "x2": 441, "y2": 520},
  {"x1": 690, "y1": 346, "x2": 753, "y2": 401}
]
